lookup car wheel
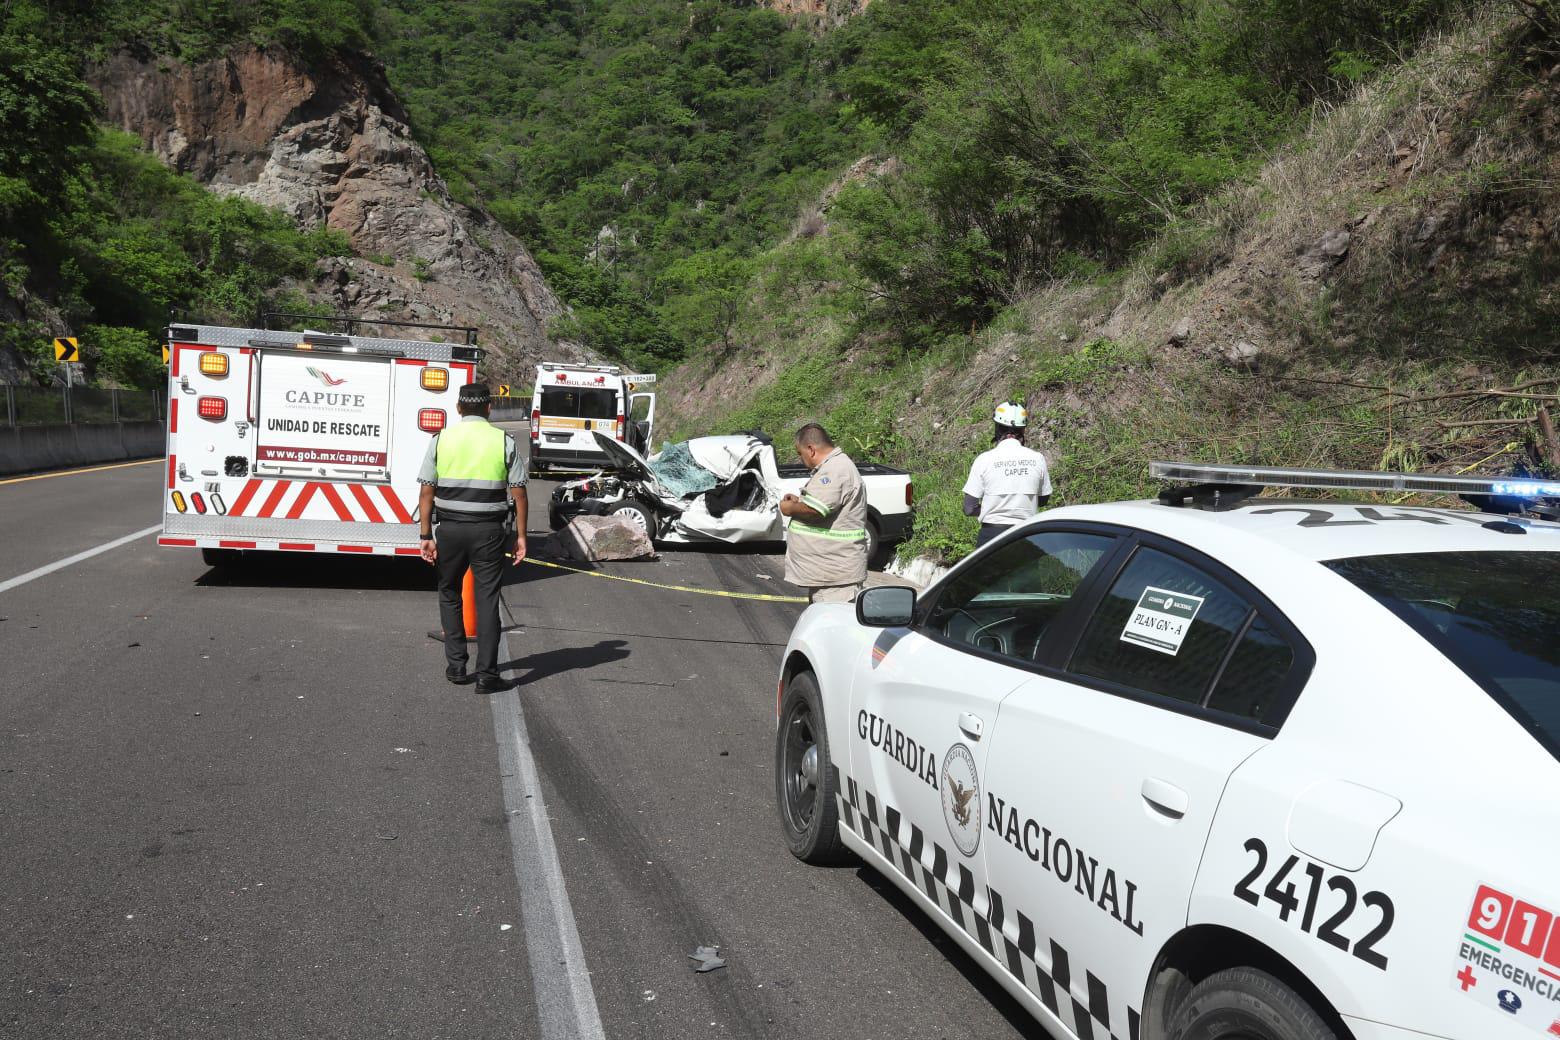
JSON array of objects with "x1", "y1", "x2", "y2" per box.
[
  {"x1": 1166, "y1": 968, "x2": 1339, "y2": 1040},
  {"x1": 775, "y1": 671, "x2": 849, "y2": 865},
  {"x1": 863, "y1": 516, "x2": 886, "y2": 568},
  {"x1": 201, "y1": 547, "x2": 242, "y2": 569},
  {"x1": 611, "y1": 500, "x2": 655, "y2": 538}
]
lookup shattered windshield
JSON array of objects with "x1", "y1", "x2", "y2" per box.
[
  {"x1": 647, "y1": 441, "x2": 718, "y2": 497},
  {"x1": 1324, "y1": 550, "x2": 1560, "y2": 762}
]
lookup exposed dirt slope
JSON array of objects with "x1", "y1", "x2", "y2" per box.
[{"x1": 659, "y1": 13, "x2": 1559, "y2": 561}]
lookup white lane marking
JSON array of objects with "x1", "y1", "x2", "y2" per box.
[
  {"x1": 490, "y1": 607, "x2": 607, "y2": 1040},
  {"x1": 0, "y1": 524, "x2": 161, "y2": 594}
]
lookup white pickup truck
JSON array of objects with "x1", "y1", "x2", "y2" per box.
[{"x1": 548, "y1": 433, "x2": 914, "y2": 561}]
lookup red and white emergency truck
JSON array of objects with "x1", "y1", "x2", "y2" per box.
[
  {"x1": 529, "y1": 361, "x2": 656, "y2": 474},
  {"x1": 157, "y1": 319, "x2": 483, "y2": 566}
]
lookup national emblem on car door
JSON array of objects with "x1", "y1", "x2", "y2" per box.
[{"x1": 941, "y1": 742, "x2": 982, "y2": 856}]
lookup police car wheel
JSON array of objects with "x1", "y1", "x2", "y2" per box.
[
  {"x1": 612, "y1": 501, "x2": 654, "y2": 537},
  {"x1": 1166, "y1": 968, "x2": 1337, "y2": 1040},
  {"x1": 775, "y1": 671, "x2": 848, "y2": 865}
]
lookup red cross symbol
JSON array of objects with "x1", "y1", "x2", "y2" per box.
[
  {"x1": 1547, "y1": 1020, "x2": 1560, "y2": 1038},
  {"x1": 1457, "y1": 966, "x2": 1478, "y2": 992}
]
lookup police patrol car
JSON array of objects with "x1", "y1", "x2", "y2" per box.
[{"x1": 774, "y1": 462, "x2": 1560, "y2": 1040}]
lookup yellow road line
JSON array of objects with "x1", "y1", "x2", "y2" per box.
[
  {"x1": 0, "y1": 457, "x2": 162, "y2": 486},
  {"x1": 520, "y1": 556, "x2": 806, "y2": 603}
]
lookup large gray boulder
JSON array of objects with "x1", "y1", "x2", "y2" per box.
[{"x1": 559, "y1": 516, "x2": 656, "y2": 562}]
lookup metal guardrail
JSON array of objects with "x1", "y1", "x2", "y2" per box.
[{"x1": 2, "y1": 386, "x2": 163, "y2": 426}]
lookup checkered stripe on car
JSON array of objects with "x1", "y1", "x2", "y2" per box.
[{"x1": 837, "y1": 773, "x2": 1140, "y2": 1040}]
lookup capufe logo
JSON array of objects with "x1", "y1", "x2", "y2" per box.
[
  {"x1": 309, "y1": 367, "x2": 347, "y2": 387},
  {"x1": 940, "y1": 743, "x2": 981, "y2": 857}
]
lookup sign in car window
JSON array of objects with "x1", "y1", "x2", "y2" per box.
[
  {"x1": 1121, "y1": 586, "x2": 1205, "y2": 655},
  {"x1": 257, "y1": 352, "x2": 393, "y2": 476}
]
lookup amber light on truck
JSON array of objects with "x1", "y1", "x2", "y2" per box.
[
  {"x1": 418, "y1": 408, "x2": 446, "y2": 433},
  {"x1": 421, "y1": 367, "x2": 449, "y2": 392},
  {"x1": 197, "y1": 396, "x2": 227, "y2": 421},
  {"x1": 198, "y1": 352, "x2": 228, "y2": 377},
  {"x1": 171, "y1": 491, "x2": 187, "y2": 513}
]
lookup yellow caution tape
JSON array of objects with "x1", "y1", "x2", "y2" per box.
[{"x1": 519, "y1": 556, "x2": 807, "y2": 603}]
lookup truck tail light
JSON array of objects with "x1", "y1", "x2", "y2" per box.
[
  {"x1": 199, "y1": 351, "x2": 228, "y2": 377},
  {"x1": 531, "y1": 409, "x2": 541, "y2": 441},
  {"x1": 191, "y1": 492, "x2": 207, "y2": 514},
  {"x1": 421, "y1": 367, "x2": 448, "y2": 392},
  {"x1": 906, "y1": 481, "x2": 914, "y2": 507},
  {"x1": 197, "y1": 396, "x2": 227, "y2": 421},
  {"x1": 418, "y1": 408, "x2": 446, "y2": 433},
  {"x1": 171, "y1": 491, "x2": 187, "y2": 513},
  {"x1": 616, "y1": 414, "x2": 625, "y2": 441}
]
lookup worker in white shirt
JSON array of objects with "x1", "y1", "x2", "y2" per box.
[{"x1": 962, "y1": 401, "x2": 1052, "y2": 547}]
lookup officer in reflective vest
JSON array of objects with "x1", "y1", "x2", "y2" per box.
[{"x1": 416, "y1": 383, "x2": 528, "y2": 693}]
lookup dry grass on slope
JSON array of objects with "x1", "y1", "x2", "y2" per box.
[{"x1": 660, "y1": 9, "x2": 1559, "y2": 561}]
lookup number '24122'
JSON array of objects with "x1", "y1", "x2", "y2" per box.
[{"x1": 1233, "y1": 838, "x2": 1394, "y2": 970}]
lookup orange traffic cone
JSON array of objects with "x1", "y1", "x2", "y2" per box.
[{"x1": 461, "y1": 567, "x2": 478, "y2": 639}]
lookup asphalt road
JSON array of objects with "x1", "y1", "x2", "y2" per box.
[{"x1": 1, "y1": 453, "x2": 1044, "y2": 1039}]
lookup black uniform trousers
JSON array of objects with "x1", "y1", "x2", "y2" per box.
[
  {"x1": 435, "y1": 517, "x2": 508, "y2": 683},
  {"x1": 976, "y1": 522, "x2": 1011, "y2": 547}
]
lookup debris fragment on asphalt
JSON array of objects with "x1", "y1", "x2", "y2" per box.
[
  {"x1": 688, "y1": 945, "x2": 727, "y2": 973},
  {"x1": 500, "y1": 924, "x2": 513, "y2": 932}
]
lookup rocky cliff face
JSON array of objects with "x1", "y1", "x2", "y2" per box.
[
  {"x1": 763, "y1": 0, "x2": 869, "y2": 27},
  {"x1": 90, "y1": 47, "x2": 596, "y2": 382}
]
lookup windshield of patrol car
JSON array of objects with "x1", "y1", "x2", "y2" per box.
[{"x1": 1325, "y1": 551, "x2": 1560, "y2": 761}]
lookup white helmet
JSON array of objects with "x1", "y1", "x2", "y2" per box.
[{"x1": 993, "y1": 401, "x2": 1028, "y2": 428}]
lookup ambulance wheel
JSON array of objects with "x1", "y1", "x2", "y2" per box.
[
  {"x1": 201, "y1": 547, "x2": 242, "y2": 569},
  {"x1": 1166, "y1": 968, "x2": 1338, "y2": 1040},
  {"x1": 611, "y1": 501, "x2": 655, "y2": 538},
  {"x1": 775, "y1": 671, "x2": 848, "y2": 865}
]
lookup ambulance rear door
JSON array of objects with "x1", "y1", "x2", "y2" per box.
[{"x1": 253, "y1": 346, "x2": 395, "y2": 482}]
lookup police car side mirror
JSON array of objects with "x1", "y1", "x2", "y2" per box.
[{"x1": 857, "y1": 586, "x2": 916, "y2": 627}]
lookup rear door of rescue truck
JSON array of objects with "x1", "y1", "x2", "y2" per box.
[
  {"x1": 529, "y1": 363, "x2": 655, "y2": 473},
  {"x1": 158, "y1": 319, "x2": 481, "y2": 561}
]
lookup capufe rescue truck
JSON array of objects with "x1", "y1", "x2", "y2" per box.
[{"x1": 157, "y1": 318, "x2": 484, "y2": 566}]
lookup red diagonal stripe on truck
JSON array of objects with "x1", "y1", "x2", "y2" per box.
[
  {"x1": 286, "y1": 482, "x2": 320, "y2": 520},
  {"x1": 257, "y1": 480, "x2": 292, "y2": 518},
  {"x1": 318, "y1": 483, "x2": 354, "y2": 522},
  {"x1": 348, "y1": 483, "x2": 385, "y2": 523},
  {"x1": 228, "y1": 479, "x2": 262, "y2": 517},
  {"x1": 378, "y1": 486, "x2": 414, "y2": 524}
]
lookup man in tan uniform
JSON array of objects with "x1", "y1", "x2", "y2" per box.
[{"x1": 779, "y1": 423, "x2": 869, "y2": 604}]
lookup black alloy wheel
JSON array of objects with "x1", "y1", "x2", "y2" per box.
[{"x1": 774, "y1": 671, "x2": 847, "y2": 864}]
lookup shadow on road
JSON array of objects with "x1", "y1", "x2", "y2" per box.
[
  {"x1": 503, "y1": 638, "x2": 631, "y2": 685},
  {"x1": 195, "y1": 553, "x2": 438, "y2": 591},
  {"x1": 855, "y1": 864, "x2": 1053, "y2": 1040}
]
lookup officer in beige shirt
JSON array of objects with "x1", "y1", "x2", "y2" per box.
[{"x1": 779, "y1": 423, "x2": 869, "y2": 604}]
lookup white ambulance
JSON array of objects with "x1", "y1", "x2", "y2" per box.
[
  {"x1": 528, "y1": 362, "x2": 656, "y2": 474},
  {"x1": 156, "y1": 319, "x2": 483, "y2": 566}
]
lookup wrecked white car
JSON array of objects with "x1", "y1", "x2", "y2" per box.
[{"x1": 547, "y1": 433, "x2": 914, "y2": 560}]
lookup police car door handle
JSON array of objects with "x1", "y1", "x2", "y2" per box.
[
  {"x1": 1142, "y1": 778, "x2": 1188, "y2": 819},
  {"x1": 958, "y1": 712, "x2": 984, "y2": 741}
]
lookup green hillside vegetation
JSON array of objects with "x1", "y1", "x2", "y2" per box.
[
  {"x1": 0, "y1": 5, "x2": 356, "y2": 388},
  {"x1": 374, "y1": 0, "x2": 867, "y2": 367},
  {"x1": 659, "y1": 2, "x2": 1560, "y2": 562}
]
